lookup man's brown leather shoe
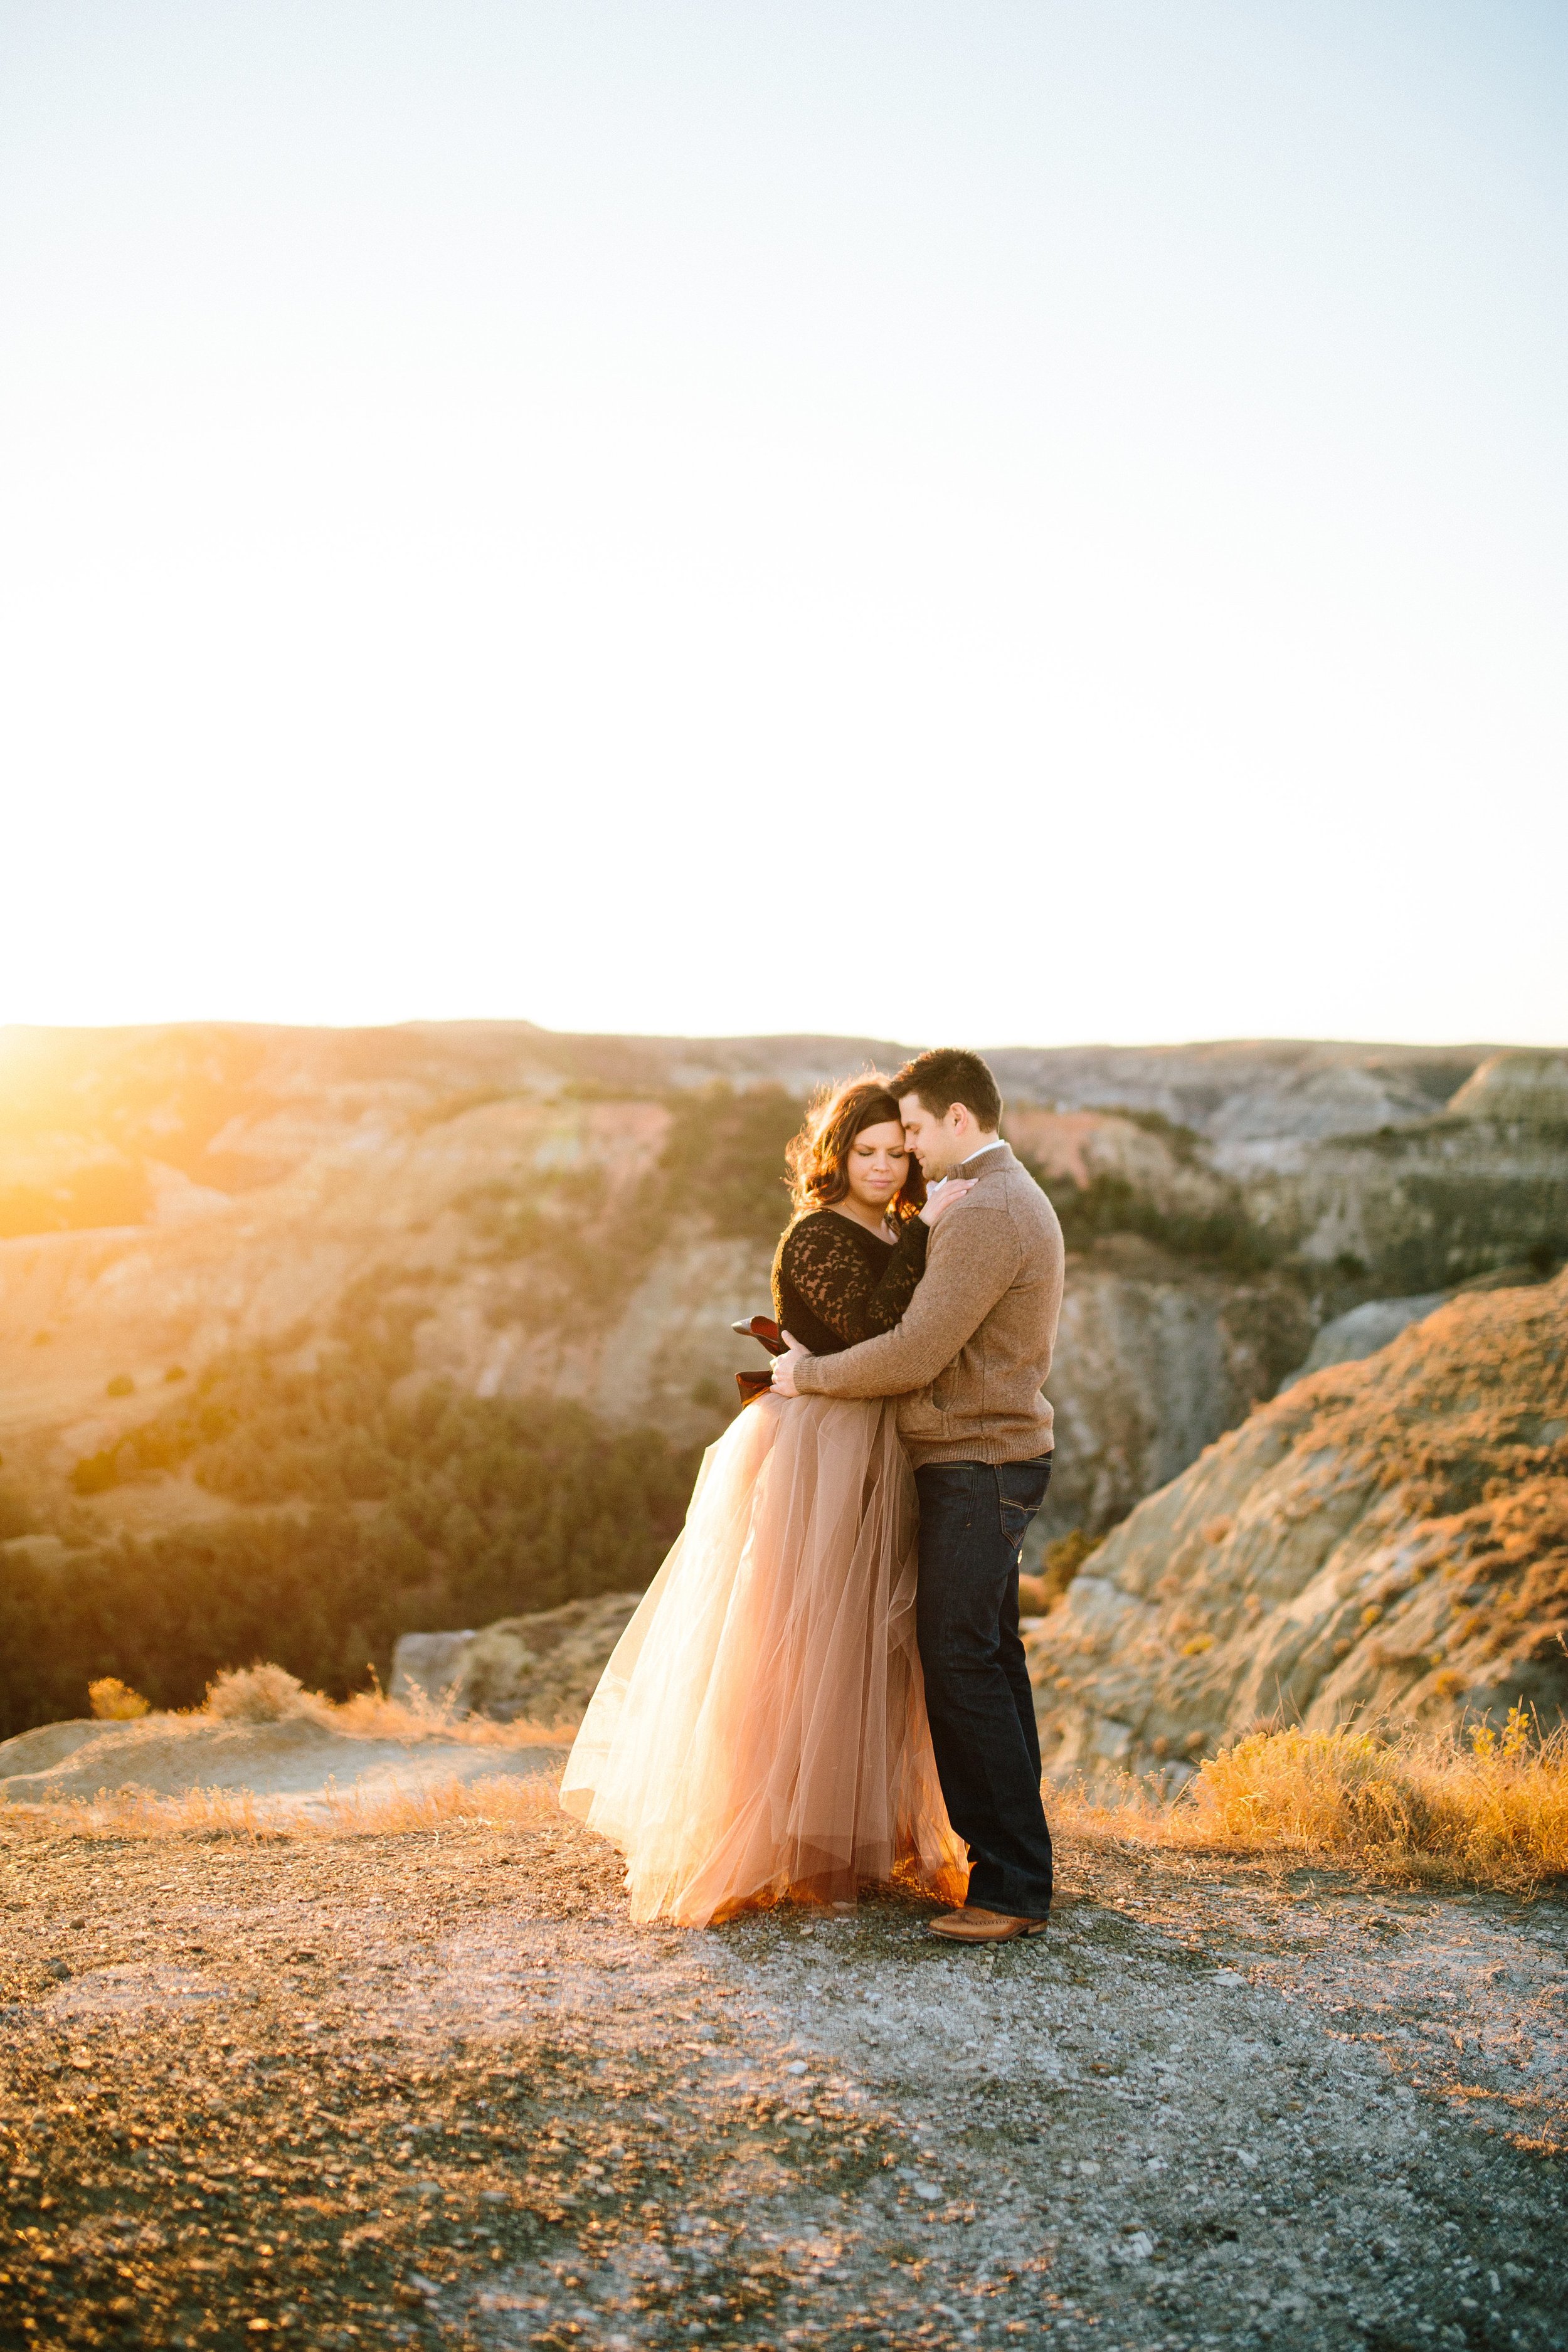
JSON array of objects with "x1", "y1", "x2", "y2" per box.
[{"x1": 927, "y1": 1905, "x2": 1049, "y2": 1944}]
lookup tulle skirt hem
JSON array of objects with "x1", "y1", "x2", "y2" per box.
[{"x1": 560, "y1": 1392, "x2": 967, "y2": 1929}]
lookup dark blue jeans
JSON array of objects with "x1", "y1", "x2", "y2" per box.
[{"x1": 914, "y1": 1456, "x2": 1054, "y2": 1920}]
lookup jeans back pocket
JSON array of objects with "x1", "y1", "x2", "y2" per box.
[{"x1": 995, "y1": 1458, "x2": 1052, "y2": 1555}]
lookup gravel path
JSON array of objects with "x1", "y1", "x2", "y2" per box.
[{"x1": 1, "y1": 1814, "x2": 1563, "y2": 2351}]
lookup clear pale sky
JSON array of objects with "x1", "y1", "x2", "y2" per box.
[{"x1": 2, "y1": 2, "x2": 1564, "y2": 1047}]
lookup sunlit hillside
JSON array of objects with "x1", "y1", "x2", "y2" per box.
[{"x1": 1032, "y1": 1266, "x2": 1568, "y2": 1781}]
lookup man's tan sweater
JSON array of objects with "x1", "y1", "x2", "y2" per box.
[{"x1": 792, "y1": 1141, "x2": 1064, "y2": 1466}]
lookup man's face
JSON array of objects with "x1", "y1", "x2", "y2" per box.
[{"x1": 899, "y1": 1092, "x2": 968, "y2": 1182}]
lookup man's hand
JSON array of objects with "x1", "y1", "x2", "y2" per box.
[{"x1": 771, "y1": 1332, "x2": 809, "y2": 1397}]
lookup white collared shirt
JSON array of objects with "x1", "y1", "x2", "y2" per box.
[{"x1": 924, "y1": 1140, "x2": 1006, "y2": 1209}]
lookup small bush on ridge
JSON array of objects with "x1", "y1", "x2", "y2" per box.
[
  {"x1": 202, "y1": 1664, "x2": 322, "y2": 1724},
  {"x1": 88, "y1": 1678, "x2": 151, "y2": 1721}
]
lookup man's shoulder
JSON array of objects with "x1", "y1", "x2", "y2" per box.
[
  {"x1": 927, "y1": 1190, "x2": 1028, "y2": 1280},
  {"x1": 967, "y1": 1151, "x2": 1046, "y2": 1204},
  {"x1": 977, "y1": 1157, "x2": 1063, "y2": 1254}
]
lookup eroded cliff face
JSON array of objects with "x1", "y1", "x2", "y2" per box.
[
  {"x1": 1237, "y1": 1115, "x2": 1568, "y2": 1293},
  {"x1": 1028, "y1": 1270, "x2": 1568, "y2": 1786},
  {"x1": 0, "y1": 1092, "x2": 702, "y2": 1480},
  {"x1": 1025, "y1": 1242, "x2": 1311, "y2": 1550}
]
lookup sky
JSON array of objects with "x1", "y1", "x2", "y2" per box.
[{"x1": 2, "y1": 1, "x2": 1565, "y2": 1050}]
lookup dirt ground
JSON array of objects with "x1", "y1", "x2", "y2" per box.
[{"x1": 1, "y1": 1811, "x2": 1564, "y2": 2352}]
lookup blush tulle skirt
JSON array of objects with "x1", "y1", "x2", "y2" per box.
[{"x1": 559, "y1": 1392, "x2": 967, "y2": 1926}]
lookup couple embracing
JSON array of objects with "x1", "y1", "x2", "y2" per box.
[{"x1": 562, "y1": 1049, "x2": 1066, "y2": 1945}]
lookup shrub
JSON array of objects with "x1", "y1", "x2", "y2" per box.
[
  {"x1": 1019, "y1": 1527, "x2": 1106, "y2": 1616},
  {"x1": 203, "y1": 1664, "x2": 319, "y2": 1723},
  {"x1": 1182, "y1": 1710, "x2": 1568, "y2": 1889},
  {"x1": 88, "y1": 1677, "x2": 150, "y2": 1720},
  {"x1": 1061, "y1": 1709, "x2": 1568, "y2": 1892},
  {"x1": 105, "y1": 1374, "x2": 135, "y2": 1399},
  {"x1": 1042, "y1": 1527, "x2": 1104, "y2": 1600}
]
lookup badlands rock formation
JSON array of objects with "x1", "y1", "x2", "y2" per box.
[
  {"x1": 1447, "y1": 1047, "x2": 1568, "y2": 1123},
  {"x1": 1277, "y1": 1291, "x2": 1448, "y2": 1388},
  {"x1": 1029, "y1": 1268, "x2": 1568, "y2": 1786},
  {"x1": 391, "y1": 1593, "x2": 643, "y2": 1725}
]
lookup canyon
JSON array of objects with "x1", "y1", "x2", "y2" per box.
[{"x1": 0, "y1": 1021, "x2": 1564, "y2": 1735}]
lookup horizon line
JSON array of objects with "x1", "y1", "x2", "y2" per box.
[{"x1": 0, "y1": 1017, "x2": 1544, "y2": 1057}]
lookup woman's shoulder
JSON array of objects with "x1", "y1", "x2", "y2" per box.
[
  {"x1": 780, "y1": 1208, "x2": 857, "y2": 1261},
  {"x1": 780, "y1": 1207, "x2": 899, "y2": 1261},
  {"x1": 778, "y1": 1208, "x2": 839, "y2": 1258}
]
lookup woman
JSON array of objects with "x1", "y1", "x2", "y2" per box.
[{"x1": 560, "y1": 1077, "x2": 971, "y2": 1925}]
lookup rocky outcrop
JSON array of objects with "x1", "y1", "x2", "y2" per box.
[
  {"x1": 1277, "y1": 1292, "x2": 1448, "y2": 1389},
  {"x1": 1029, "y1": 1269, "x2": 1568, "y2": 1789},
  {"x1": 1448, "y1": 1049, "x2": 1568, "y2": 1123},
  {"x1": 1029, "y1": 1240, "x2": 1311, "y2": 1547},
  {"x1": 407, "y1": 1219, "x2": 777, "y2": 1452},
  {"x1": 1273, "y1": 1268, "x2": 1552, "y2": 1394},
  {"x1": 1004, "y1": 1106, "x2": 1230, "y2": 1222},
  {"x1": 1237, "y1": 1113, "x2": 1568, "y2": 1293},
  {"x1": 390, "y1": 1593, "x2": 642, "y2": 1725},
  {"x1": 988, "y1": 1039, "x2": 1480, "y2": 1147}
]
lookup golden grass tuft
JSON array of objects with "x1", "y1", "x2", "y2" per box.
[
  {"x1": 1057, "y1": 1708, "x2": 1568, "y2": 1893},
  {"x1": 6, "y1": 1771, "x2": 564, "y2": 1841},
  {"x1": 194, "y1": 1661, "x2": 574, "y2": 1746},
  {"x1": 321, "y1": 1682, "x2": 576, "y2": 1748},
  {"x1": 201, "y1": 1663, "x2": 321, "y2": 1722},
  {"x1": 88, "y1": 1677, "x2": 151, "y2": 1721}
]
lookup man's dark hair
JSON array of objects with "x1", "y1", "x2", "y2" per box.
[{"x1": 891, "y1": 1047, "x2": 1003, "y2": 1132}]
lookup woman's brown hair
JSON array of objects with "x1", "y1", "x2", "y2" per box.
[{"x1": 785, "y1": 1076, "x2": 926, "y2": 1223}]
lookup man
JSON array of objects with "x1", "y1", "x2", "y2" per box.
[{"x1": 771, "y1": 1047, "x2": 1064, "y2": 1944}]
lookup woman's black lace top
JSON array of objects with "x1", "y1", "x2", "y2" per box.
[{"x1": 771, "y1": 1209, "x2": 929, "y2": 1357}]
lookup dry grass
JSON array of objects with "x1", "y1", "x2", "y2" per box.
[
  {"x1": 3, "y1": 1769, "x2": 564, "y2": 1841},
  {"x1": 87, "y1": 1676, "x2": 151, "y2": 1720},
  {"x1": 324, "y1": 1682, "x2": 578, "y2": 1747},
  {"x1": 28, "y1": 1666, "x2": 1568, "y2": 1891},
  {"x1": 176, "y1": 1660, "x2": 576, "y2": 1745},
  {"x1": 1057, "y1": 1710, "x2": 1568, "y2": 1894}
]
